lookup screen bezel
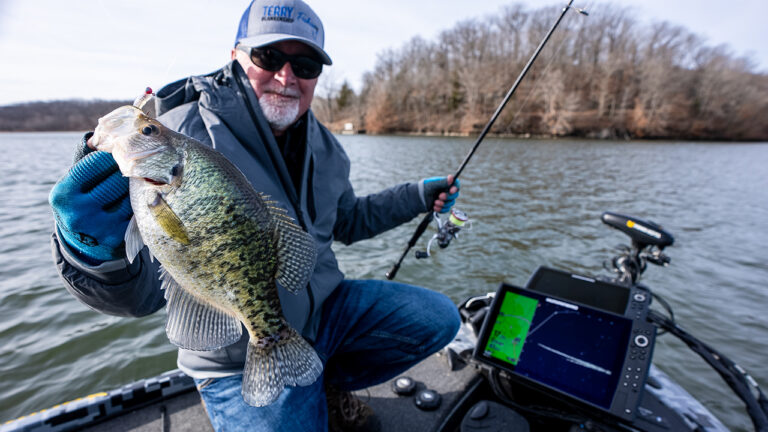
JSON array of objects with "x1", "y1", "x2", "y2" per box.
[{"x1": 473, "y1": 282, "x2": 634, "y2": 416}]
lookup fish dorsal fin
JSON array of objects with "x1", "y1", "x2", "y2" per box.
[
  {"x1": 274, "y1": 219, "x2": 316, "y2": 294},
  {"x1": 161, "y1": 266, "x2": 243, "y2": 350},
  {"x1": 124, "y1": 216, "x2": 145, "y2": 264},
  {"x1": 258, "y1": 193, "x2": 316, "y2": 294},
  {"x1": 258, "y1": 192, "x2": 294, "y2": 223}
]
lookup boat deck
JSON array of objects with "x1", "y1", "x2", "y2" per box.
[
  {"x1": 9, "y1": 351, "x2": 478, "y2": 432},
  {"x1": 81, "y1": 390, "x2": 212, "y2": 432},
  {"x1": 2, "y1": 348, "x2": 728, "y2": 432}
]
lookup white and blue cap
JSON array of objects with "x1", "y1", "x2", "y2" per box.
[{"x1": 235, "y1": 0, "x2": 332, "y2": 65}]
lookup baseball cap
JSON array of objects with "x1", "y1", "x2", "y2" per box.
[{"x1": 235, "y1": 0, "x2": 332, "y2": 65}]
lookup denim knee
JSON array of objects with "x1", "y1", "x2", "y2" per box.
[{"x1": 423, "y1": 292, "x2": 462, "y2": 352}]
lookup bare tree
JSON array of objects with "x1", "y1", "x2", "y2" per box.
[
  {"x1": 313, "y1": 69, "x2": 342, "y2": 123},
  {"x1": 349, "y1": 2, "x2": 767, "y2": 140}
]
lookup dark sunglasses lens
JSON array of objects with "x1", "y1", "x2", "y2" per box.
[
  {"x1": 290, "y1": 58, "x2": 322, "y2": 79},
  {"x1": 250, "y1": 47, "x2": 322, "y2": 79},
  {"x1": 251, "y1": 48, "x2": 285, "y2": 71}
]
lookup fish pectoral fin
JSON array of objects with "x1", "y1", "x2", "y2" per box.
[
  {"x1": 124, "y1": 216, "x2": 145, "y2": 264},
  {"x1": 241, "y1": 327, "x2": 322, "y2": 406},
  {"x1": 148, "y1": 192, "x2": 190, "y2": 245},
  {"x1": 273, "y1": 218, "x2": 317, "y2": 294},
  {"x1": 161, "y1": 266, "x2": 242, "y2": 350}
]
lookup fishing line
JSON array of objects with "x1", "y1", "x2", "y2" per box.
[
  {"x1": 504, "y1": 1, "x2": 595, "y2": 128},
  {"x1": 386, "y1": 0, "x2": 590, "y2": 279},
  {"x1": 159, "y1": 54, "x2": 179, "y2": 91}
]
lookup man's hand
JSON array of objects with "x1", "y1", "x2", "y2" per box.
[
  {"x1": 49, "y1": 134, "x2": 133, "y2": 264},
  {"x1": 419, "y1": 175, "x2": 460, "y2": 214}
]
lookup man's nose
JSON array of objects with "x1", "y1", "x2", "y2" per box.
[{"x1": 274, "y1": 62, "x2": 297, "y2": 86}]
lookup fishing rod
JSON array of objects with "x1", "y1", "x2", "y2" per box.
[{"x1": 386, "y1": 0, "x2": 588, "y2": 280}]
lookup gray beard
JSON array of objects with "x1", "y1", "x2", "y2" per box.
[{"x1": 259, "y1": 95, "x2": 300, "y2": 132}]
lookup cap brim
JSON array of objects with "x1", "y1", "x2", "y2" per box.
[{"x1": 237, "y1": 34, "x2": 332, "y2": 65}]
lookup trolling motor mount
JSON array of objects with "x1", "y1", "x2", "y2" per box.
[{"x1": 601, "y1": 212, "x2": 674, "y2": 284}]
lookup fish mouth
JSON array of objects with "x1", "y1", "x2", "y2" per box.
[
  {"x1": 113, "y1": 147, "x2": 175, "y2": 185},
  {"x1": 92, "y1": 106, "x2": 145, "y2": 151},
  {"x1": 124, "y1": 147, "x2": 166, "y2": 161},
  {"x1": 143, "y1": 177, "x2": 168, "y2": 186}
]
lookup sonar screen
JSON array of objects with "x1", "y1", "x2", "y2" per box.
[{"x1": 475, "y1": 283, "x2": 651, "y2": 420}]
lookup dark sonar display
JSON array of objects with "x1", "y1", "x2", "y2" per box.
[
  {"x1": 525, "y1": 266, "x2": 630, "y2": 316},
  {"x1": 476, "y1": 284, "x2": 633, "y2": 411}
]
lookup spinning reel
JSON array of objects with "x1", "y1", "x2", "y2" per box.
[{"x1": 415, "y1": 209, "x2": 472, "y2": 259}]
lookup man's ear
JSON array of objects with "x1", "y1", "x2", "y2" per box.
[{"x1": 231, "y1": 48, "x2": 237, "y2": 61}]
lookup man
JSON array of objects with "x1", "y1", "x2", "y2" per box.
[{"x1": 48, "y1": 1, "x2": 460, "y2": 431}]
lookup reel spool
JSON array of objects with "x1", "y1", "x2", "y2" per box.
[{"x1": 415, "y1": 209, "x2": 471, "y2": 259}]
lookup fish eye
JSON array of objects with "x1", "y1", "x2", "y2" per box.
[{"x1": 141, "y1": 124, "x2": 160, "y2": 136}]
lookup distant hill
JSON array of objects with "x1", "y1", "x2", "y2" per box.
[{"x1": 0, "y1": 100, "x2": 131, "y2": 132}]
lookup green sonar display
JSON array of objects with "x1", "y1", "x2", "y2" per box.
[{"x1": 484, "y1": 292, "x2": 539, "y2": 365}]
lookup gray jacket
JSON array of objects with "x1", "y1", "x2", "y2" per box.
[{"x1": 52, "y1": 61, "x2": 425, "y2": 377}]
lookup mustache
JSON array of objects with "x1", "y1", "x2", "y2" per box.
[{"x1": 262, "y1": 85, "x2": 301, "y2": 98}]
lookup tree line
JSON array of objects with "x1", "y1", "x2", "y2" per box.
[
  {"x1": 312, "y1": 3, "x2": 768, "y2": 140},
  {"x1": 0, "y1": 100, "x2": 130, "y2": 132},
  {"x1": 3, "y1": 3, "x2": 766, "y2": 140}
]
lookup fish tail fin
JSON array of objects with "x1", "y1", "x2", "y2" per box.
[{"x1": 241, "y1": 326, "x2": 323, "y2": 406}]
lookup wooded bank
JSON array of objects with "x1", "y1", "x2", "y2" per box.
[
  {"x1": 0, "y1": 100, "x2": 129, "y2": 132},
  {"x1": 313, "y1": 3, "x2": 768, "y2": 141}
]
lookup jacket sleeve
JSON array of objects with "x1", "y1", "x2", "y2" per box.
[
  {"x1": 332, "y1": 180, "x2": 425, "y2": 246},
  {"x1": 51, "y1": 231, "x2": 166, "y2": 317}
]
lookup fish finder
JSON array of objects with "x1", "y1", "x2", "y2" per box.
[{"x1": 473, "y1": 283, "x2": 655, "y2": 422}]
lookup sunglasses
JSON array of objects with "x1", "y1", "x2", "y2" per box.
[{"x1": 238, "y1": 45, "x2": 323, "y2": 79}]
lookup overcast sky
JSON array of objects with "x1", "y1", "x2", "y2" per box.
[{"x1": 0, "y1": 0, "x2": 766, "y2": 106}]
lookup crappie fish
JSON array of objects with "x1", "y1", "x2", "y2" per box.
[{"x1": 91, "y1": 105, "x2": 322, "y2": 406}]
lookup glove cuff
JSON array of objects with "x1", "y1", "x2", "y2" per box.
[
  {"x1": 73, "y1": 132, "x2": 95, "y2": 163},
  {"x1": 55, "y1": 225, "x2": 107, "y2": 265},
  {"x1": 417, "y1": 179, "x2": 427, "y2": 211},
  {"x1": 420, "y1": 177, "x2": 450, "y2": 212}
]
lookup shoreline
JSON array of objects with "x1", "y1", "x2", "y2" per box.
[
  {"x1": 2, "y1": 129, "x2": 767, "y2": 143},
  {"x1": 328, "y1": 129, "x2": 768, "y2": 143}
]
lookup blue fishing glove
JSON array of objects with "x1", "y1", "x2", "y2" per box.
[
  {"x1": 49, "y1": 134, "x2": 133, "y2": 264},
  {"x1": 419, "y1": 176, "x2": 460, "y2": 214}
]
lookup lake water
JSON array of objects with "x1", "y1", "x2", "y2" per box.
[{"x1": 1, "y1": 132, "x2": 766, "y2": 431}]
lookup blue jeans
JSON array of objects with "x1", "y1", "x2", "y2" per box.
[{"x1": 194, "y1": 279, "x2": 460, "y2": 432}]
